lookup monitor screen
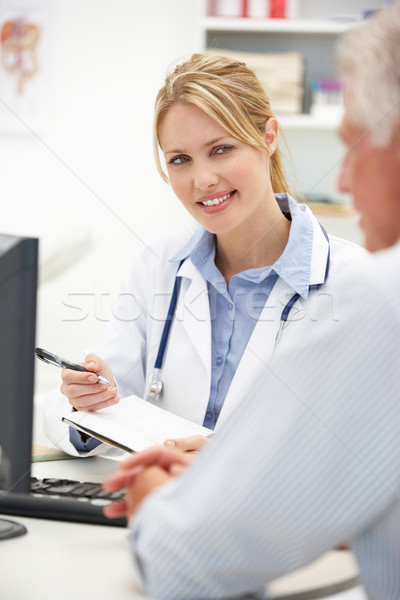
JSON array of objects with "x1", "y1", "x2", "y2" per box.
[{"x1": 0, "y1": 233, "x2": 38, "y2": 497}]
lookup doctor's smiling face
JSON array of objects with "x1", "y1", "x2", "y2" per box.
[
  {"x1": 159, "y1": 102, "x2": 278, "y2": 237},
  {"x1": 153, "y1": 54, "x2": 292, "y2": 251}
]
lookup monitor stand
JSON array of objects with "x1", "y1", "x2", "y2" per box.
[{"x1": 0, "y1": 517, "x2": 27, "y2": 540}]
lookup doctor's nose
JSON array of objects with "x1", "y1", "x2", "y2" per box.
[{"x1": 193, "y1": 163, "x2": 219, "y2": 191}]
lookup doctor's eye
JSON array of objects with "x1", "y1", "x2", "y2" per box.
[
  {"x1": 214, "y1": 145, "x2": 233, "y2": 155},
  {"x1": 169, "y1": 155, "x2": 190, "y2": 165}
]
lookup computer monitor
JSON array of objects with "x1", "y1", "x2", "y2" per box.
[
  {"x1": 0, "y1": 236, "x2": 126, "y2": 530},
  {"x1": 0, "y1": 233, "x2": 38, "y2": 538}
]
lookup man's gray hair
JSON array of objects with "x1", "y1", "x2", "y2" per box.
[{"x1": 336, "y1": 1, "x2": 400, "y2": 146}]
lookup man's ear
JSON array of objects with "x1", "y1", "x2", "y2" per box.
[{"x1": 263, "y1": 118, "x2": 279, "y2": 155}]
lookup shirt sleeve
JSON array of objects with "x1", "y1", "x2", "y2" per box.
[
  {"x1": 68, "y1": 426, "x2": 102, "y2": 453},
  {"x1": 128, "y1": 249, "x2": 400, "y2": 600}
]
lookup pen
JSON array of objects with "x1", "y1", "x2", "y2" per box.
[{"x1": 35, "y1": 347, "x2": 112, "y2": 386}]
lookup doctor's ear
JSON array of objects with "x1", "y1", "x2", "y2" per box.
[{"x1": 263, "y1": 118, "x2": 279, "y2": 155}]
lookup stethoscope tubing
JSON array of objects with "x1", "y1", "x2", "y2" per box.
[{"x1": 153, "y1": 260, "x2": 184, "y2": 370}]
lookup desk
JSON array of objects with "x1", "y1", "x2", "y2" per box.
[
  {"x1": 0, "y1": 514, "x2": 146, "y2": 600},
  {"x1": 0, "y1": 456, "x2": 146, "y2": 600},
  {"x1": 0, "y1": 456, "x2": 367, "y2": 600}
]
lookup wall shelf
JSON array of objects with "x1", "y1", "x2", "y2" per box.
[
  {"x1": 278, "y1": 112, "x2": 342, "y2": 130},
  {"x1": 201, "y1": 17, "x2": 358, "y2": 35}
]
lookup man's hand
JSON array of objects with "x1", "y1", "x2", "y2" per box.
[
  {"x1": 104, "y1": 466, "x2": 171, "y2": 520},
  {"x1": 102, "y1": 446, "x2": 195, "y2": 520}
]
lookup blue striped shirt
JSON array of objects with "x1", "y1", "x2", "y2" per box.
[
  {"x1": 171, "y1": 194, "x2": 313, "y2": 429},
  {"x1": 130, "y1": 242, "x2": 400, "y2": 600}
]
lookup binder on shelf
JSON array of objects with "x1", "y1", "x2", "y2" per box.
[{"x1": 206, "y1": 48, "x2": 304, "y2": 114}]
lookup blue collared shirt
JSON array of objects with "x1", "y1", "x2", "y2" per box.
[{"x1": 172, "y1": 194, "x2": 313, "y2": 429}]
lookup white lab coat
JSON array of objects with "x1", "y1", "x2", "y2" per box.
[{"x1": 44, "y1": 203, "x2": 365, "y2": 456}]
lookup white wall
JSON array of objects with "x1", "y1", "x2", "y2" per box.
[{"x1": 0, "y1": 0, "x2": 202, "y2": 396}]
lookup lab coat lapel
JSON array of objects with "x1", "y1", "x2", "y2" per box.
[
  {"x1": 216, "y1": 276, "x2": 294, "y2": 426},
  {"x1": 175, "y1": 259, "x2": 211, "y2": 381}
]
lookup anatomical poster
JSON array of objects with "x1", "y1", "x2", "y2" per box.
[{"x1": 0, "y1": 0, "x2": 52, "y2": 134}]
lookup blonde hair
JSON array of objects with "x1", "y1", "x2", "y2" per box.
[{"x1": 153, "y1": 53, "x2": 290, "y2": 194}]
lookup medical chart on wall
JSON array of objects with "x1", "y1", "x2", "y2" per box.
[{"x1": 0, "y1": 0, "x2": 52, "y2": 134}]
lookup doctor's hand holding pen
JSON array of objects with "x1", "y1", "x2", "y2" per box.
[
  {"x1": 56, "y1": 350, "x2": 210, "y2": 453},
  {"x1": 102, "y1": 446, "x2": 194, "y2": 520},
  {"x1": 60, "y1": 352, "x2": 120, "y2": 412}
]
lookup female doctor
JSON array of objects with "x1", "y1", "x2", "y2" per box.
[{"x1": 44, "y1": 53, "x2": 363, "y2": 456}]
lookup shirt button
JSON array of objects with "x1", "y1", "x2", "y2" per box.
[
  {"x1": 216, "y1": 357, "x2": 223, "y2": 367},
  {"x1": 228, "y1": 304, "x2": 234, "y2": 310}
]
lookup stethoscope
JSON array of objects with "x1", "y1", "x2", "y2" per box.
[{"x1": 145, "y1": 225, "x2": 330, "y2": 401}]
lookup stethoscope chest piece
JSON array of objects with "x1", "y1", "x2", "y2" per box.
[{"x1": 146, "y1": 368, "x2": 163, "y2": 401}]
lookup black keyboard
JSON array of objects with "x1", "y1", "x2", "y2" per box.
[
  {"x1": 0, "y1": 478, "x2": 127, "y2": 527},
  {"x1": 30, "y1": 476, "x2": 124, "y2": 502}
]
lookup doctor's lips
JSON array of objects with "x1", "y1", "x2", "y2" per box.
[{"x1": 198, "y1": 190, "x2": 236, "y2": 207}]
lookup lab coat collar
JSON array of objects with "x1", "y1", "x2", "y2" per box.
[
  {"x1": 307, "y1": 207, "x2": 330, "y2": 287},
  {"x1": 170, "y1": 226, "x2": 211, "y2": 264}
]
